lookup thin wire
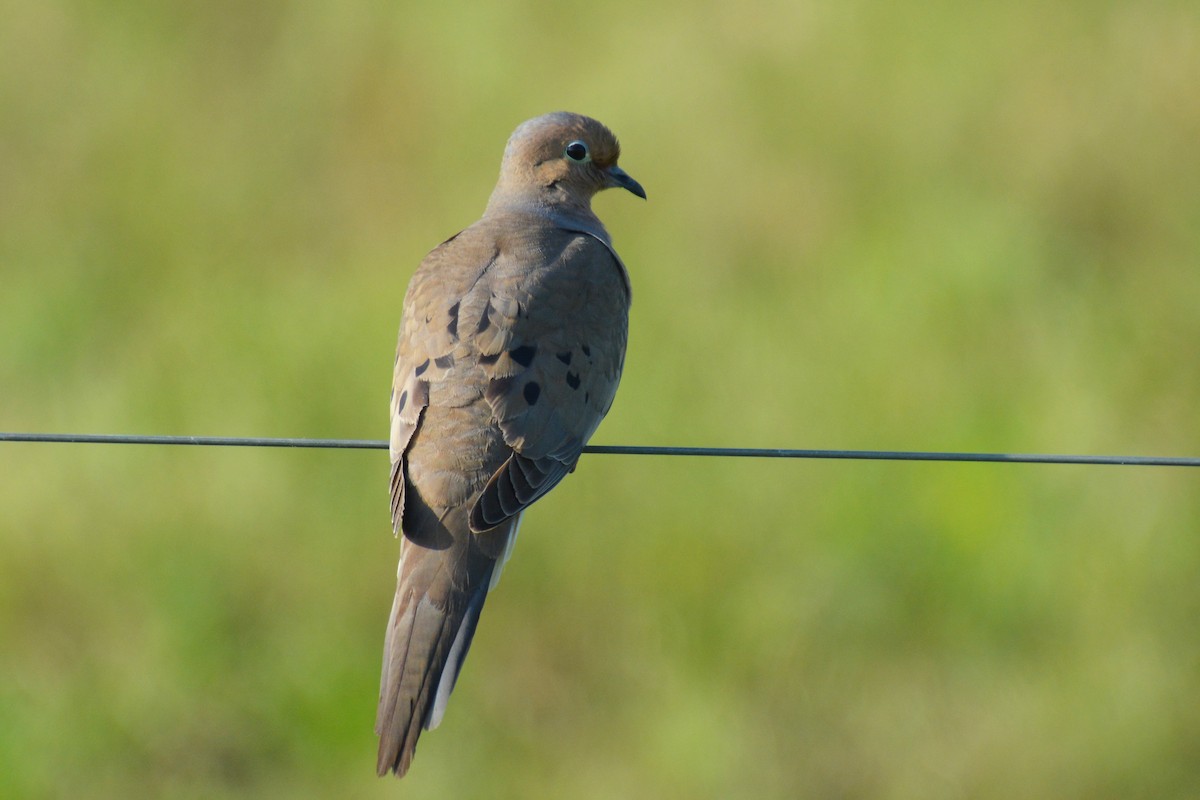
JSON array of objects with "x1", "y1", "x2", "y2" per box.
[
  {"x1": 2, "y1": 432, "x2": 1198, "y2": 467},
  {"x1": 0, "y1": 432, "x2": 383, "y2": 450}
]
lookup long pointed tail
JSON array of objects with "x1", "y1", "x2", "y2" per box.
[{"x1": 375, "y1": 514, "x2": 516, "y2": 777}]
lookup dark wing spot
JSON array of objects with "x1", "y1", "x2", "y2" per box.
[
  {"x1": 414, "y1": 358, "x2": 430, "y2": 377},
  {"x1": 485, "y1": 376, "x2": 514, "y2": 405},
  {"x1": 476, "y1": 302, "x2": 492, "y2": 333},
  {"x1": 479, "y1": 352, "x2": 500, "y2": 365},
  {"x1": 523, "y1": 381, "x2": 541, "y2": 405},
  {"x1": 397, "y1": 390, "x2": 408, "y2": 412},
  {"x1": 581, "y1": 345, "x2": 591, "y2": 357},
  {"x1": 556, "y1": 351, "x2": 572, "y2": 365},
  {"x1": 566, "y1": 372, "x2": 581, "y2": 390},
  {"x1": 447, "y1": 302, "x2": 460, "y2": 339},
  {"x1": 434, "y1": 354, "x2": 454, "y2": 369},
  {"x1": 509, "y1": 345, "x2": 536, "y2": 367}
]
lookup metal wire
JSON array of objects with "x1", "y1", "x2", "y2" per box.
[{"x1": 2, "y1": 432, "x2": 1198, "y2": 467}]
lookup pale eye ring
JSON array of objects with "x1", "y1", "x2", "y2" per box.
[{"x1": 564, "y1": 140, "x2": 590, "y2": 162}]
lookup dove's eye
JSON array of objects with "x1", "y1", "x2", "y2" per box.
[{"x1": 564, "y1": 141, "x2": 590, "y2": 163}]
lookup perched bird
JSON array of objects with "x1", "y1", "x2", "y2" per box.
[{"x1": 376, "y1": 112, "x2": 644, "y2": 777}]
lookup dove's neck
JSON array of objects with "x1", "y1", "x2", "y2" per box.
[{"x1": 483, "y1": 190, "x2": 612, "y2": 246}]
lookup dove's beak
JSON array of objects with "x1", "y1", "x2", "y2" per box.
[{"x1": 606, "y1": 165, "x2": 646, "y2": 200}]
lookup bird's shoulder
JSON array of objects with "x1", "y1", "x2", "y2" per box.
[{"x1": 398, "y1": 213, "x2": 627, "y2": 366}]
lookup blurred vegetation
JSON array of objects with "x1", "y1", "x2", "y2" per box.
[{"x1": 3, "y1": 1, "x2": 1200, "y2": 797}]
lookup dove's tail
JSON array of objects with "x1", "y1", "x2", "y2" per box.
[{"x1": 375, "y1": 508, "x2": 519, "y2": 778}]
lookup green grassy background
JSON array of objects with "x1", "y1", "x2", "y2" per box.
[{"x1": 3, "y1": 2, "x2": 1200, "y2": 797}]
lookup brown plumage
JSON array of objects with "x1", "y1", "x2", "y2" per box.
[{"x1": 376, "y1": 112, "x2": 644, "y2": 778}]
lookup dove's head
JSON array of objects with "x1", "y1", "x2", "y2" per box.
[{"x1": 489, "y1": 112, "x2": 645, "y2": 212}]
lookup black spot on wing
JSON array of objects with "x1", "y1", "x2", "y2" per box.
[
  {"x1": 565, "y1": 372, "x2": 581, "y2": 390},
  {"x1": 414, "y1": 359, "x2": 430, "y2": 377},
  {"x1": 476, "y1": 302, "x2": 492, "y2": 333},
  {"x1": 523, "y1": 381, "x2": 541, "y2": 405},
  {"x1": 447, "y1": 302, "x2": 460, "y2": 339},
  {"x1": 434, "y1": 355, "x2": 454, "y2": 369},
  {"x1": 397, "y1": 390, "x2": 408, "y2": 411},
  {"x1": 581, "y1": 345, "x2": 591, "y2": 357},
  {"x1": 478, "y1": 352, "x2": 500, "y2": 365},
  {"x1": 509, "y1": 345, "x2": 536, "y2": 367},
  {"x1": 556, "y1": 351, "x2": 572, "y2": 365}
]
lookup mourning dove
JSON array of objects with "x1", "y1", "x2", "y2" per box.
[{"x1": 376, "y1": 112, "x2": 644, "y2": 777}]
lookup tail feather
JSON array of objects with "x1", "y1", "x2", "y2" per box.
[
  {"x1": 375, "y1": 514, "x2": 515, "y2": 778},
  {"x1": 375, "y1": 589, "x2": 477, "y2": 776},
  {"x1": 427, "y1": 572, "x2": 490, "y2": 730}
]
